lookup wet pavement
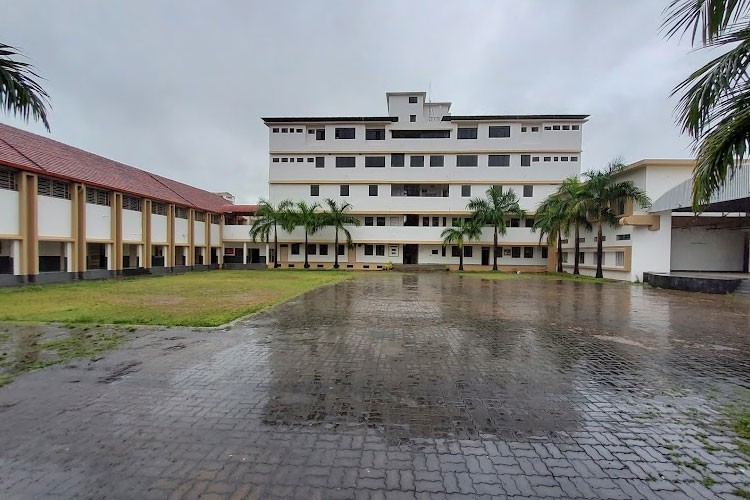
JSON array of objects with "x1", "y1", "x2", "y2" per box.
[{"x1": 1, "y1": 273, "x2": 750, "y2": 499}]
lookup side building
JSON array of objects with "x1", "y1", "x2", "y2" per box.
[
  {"x1": 263, "y1": 91, "x2": 587, "y2": 269},
  {"x1": 0, "y1": 123, "x2": 241, "y2": 285}
]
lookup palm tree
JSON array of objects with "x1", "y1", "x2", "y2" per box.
[
  {"x1": 557, "y1": 177, "x2": 590, "y2": 275},
  {"x1": 1, "y1": 43, "x2": 50, "y2": 131},
  {"x1": 581, "y1": 161, "x2": 650, "y2": 278},
  {"x1": 249, "y1": 199, "x2": 293, "y2": 268},
  {"x1": 664, "y1": 1, "x2": 750, "y2": 207},
  {"x1": 467, "y1": 186, "x2": 524, "y2": 271},
  {"x1": 533, "y1": 195, "x2": 568, "y2": 273},
  {"x1": 441, "y1": 219, "x2": 482, "y2": 271},
  {"x1": 289, "y1": 201, "x2": 323, "y2": 269},
  {"x1": 320, "y1": 198, "x2": 360, "y2": 268}
]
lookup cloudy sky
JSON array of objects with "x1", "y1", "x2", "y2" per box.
[{"x1": 2, "y1": 1, "x2": 714, "y2": 203}]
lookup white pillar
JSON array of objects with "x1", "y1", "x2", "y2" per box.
[
  {"x1": 137, "y1": 244, "x2": 143, "y2": 268},
  {"x1": 106, "y1": 244, "x2": 113, "y2": 270},
  {"x1": 12, "y1": 240, "x2": 21, "y2": 275},
  {"x1": 65, "y1": 242, "x2": 74, "y2": 272},
  {"x1": 243, "y1": 242, "x2": 248, "y2": 264}
]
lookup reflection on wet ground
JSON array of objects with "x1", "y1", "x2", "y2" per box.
[{"x1": 0, "y1": 273, "x2": 749, "y2": 499}]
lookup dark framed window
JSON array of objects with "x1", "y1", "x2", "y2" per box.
[
  {"x1": 541, "y1": 247, "x2": 549, "y2": 258},
  {"x1": 366, "y1": 129, "x2": 385, "y2": 140},
  {"x1": 315, "y1": 156, "x2": 325, "y2": 168},
  {"x1": 376, "y1": 216, "x2": 385, "y2": 226},
  {"x1": 38, "y1": 176, "x2": 71, "y2": 200},
  {"x1": 410, "y1": 155, "x2": 424, "y2": 167},
  {"x1": 175, "y1": 206, "x2": 189, "y2": 219},
  {"x1": 521, "y1": 126, "x2": 527, "y2": 132},
  {"x1": 336, "y1": 156, "x2": 356, "y2": 168},
  {"x1": 464, "y1": 246, "x2": 473, "y2": 257},
  {"x1": 457, "y1": 127, "x2": 478, "y2": 139},
  {"x1": 562, "y1": 125, "x2": 570, "y2": 130},
  {"x1": 315, "y1": 129, "x2": 325, "y2": 140},
  {"x1": 488, "y1": 154, "x2": 510, "y2": 167},
  {"x1": 432, "y1": 216, "x2": 439, "y2": 226},
  {"x1": 553, "y1": 125, "x2": 561, "y2": 130},
  {"x1": 272, "y1": 128, "x2": 279, "y2": 133},
  {"x1": 531, "y1": 126, "x2": 539, "y2": 132},
  {"x1": 296, "y1": 128, "x2": 303, "y2": 133},
  {"x1": 369, "y1": 185, "x2": 378, "y2": 196},
  {"x1": 376, "y1": 245, "x2": 385, "y2": 256},
  {"x1": 364, "y1": 244, "x2": 374, "y2": 256},
  {"x1": 430, "y1": 155, "x2": 444, "y2": 167},
  {"x1": 307, "y1": 244, "x2": 317, "y2": 255},
  {"x1": 523, "y1": 185, "x2": 533, "y2": 197},
  {"x1": 489, "y1": 125, "x2": 510, "y2": 138},
  {"x1": 391, "y1": 130, "x2": 450, "y2": 139},
  {"x1": 457, "y1": 155, "x2": 478, "y2": 167},
  {"x1": 272, "y1": 158, "x2": 280, "y2": 163},
  {"x1": 308, "y1": 129, "x2": 315, "y2": 134},
  {"x1": 409, "y1": 115, "x2": 416, "y2": 122},
  {"x1": 296, "y1": 158, "x2": 303, "y2": 162},
  {"x1": 335, "y1": 127, "x2": 355, "y2": 139},
  {"x1": 151, "y1": 202, "x2": 166, "y2": 216},
  {"x1": 86, "y1": 187, "x2": 111, "y2": 206},
  {"x1": 310, "y1": 185, "x2": 319, "y2": 197},
  {"x1": 408, "y1": 96, "x2": 418, "y2": 103},
  {"x1": 291, "y1": 243, "x2": 300, "y2": 255},
  {"x1": 524, "y1": 246, "x2": 534, "y2": 258},
  {"x1": 572, "y1": 124, "x2": 580, "y2": 130},
  {"x1": 365, "y1": 217, "x2": 374, "y2": 226},
  {"x1": 422, "y1": 217, "x2": 429, "y2": 226},
  {"x1": 525, "y1": 218, "x2": 535, "y2": 228},
  {"x1": 511, "y1": 247, "x2": 521, "y2": 258},
  {"x1": 340, "y1": 185, "x2": 349, "y2": 196},
  {"x1": 281, "y1": 158, "x2": 288, "y2": 163},
  {"x1": 281, "y1": 128, "x2": 288, "y2": 133},
  {"x1": 461, "y1": 185, "x2": 471, "y2": 197},
  {"x1": 544, "y1": 156, "x2": 551, "y2": 162},
  {"x1": 452, "y1": 246, "x2": 460, "y2": 257},
  {"x1": 532, "y1": 156, "x2": 540, "y2": 162},
  {"x1": 578, "y1": 252, "x2": 585, "y2": 263},
  {"x1": 510, "y1": 218, "x2": 520, "y2": 227},
  {"x1": 365, "y1": 156, "x2": 386, "y2": 168},
  {"x1": 521, "y1": 155, "x2": 531, "y2": 167},
  {"x1": 391, "y1": 153, "x2": 405, "y2": 167},
  {"x1": 319, "y1": 244, "x2": 329, "y2": 256},
  {"x1": 338, "y1": 244, "x2": 345, "y2": 255},
  {"x1": 307, "y1": 157, "x2": 314, "y2": 163}
]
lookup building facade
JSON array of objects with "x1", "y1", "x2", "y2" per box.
[{"x1": 264, "y1": 91, "x2": 587, "y2": 270}]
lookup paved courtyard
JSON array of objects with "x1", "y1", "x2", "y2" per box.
[{"x1": 1, "y1": 273, "x2": 750, "y2": 499}]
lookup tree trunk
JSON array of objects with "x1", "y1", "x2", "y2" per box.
[
  {"x1": 596, "y1": 220, "x2": 604, "y2": 278},
  {"x1": 492, "y1": 225, "x2": 498, "y2": 271},
  {"x1": 557, "y1": 233, "x2": 563, "y2": 273},
  {"x1": 459, "y1": 248, "x2": 464, "y2": 271},
  {"x1": 573, "y1": 223, "x2": 580, "y2": 275},
  {"x1": 273, "y1": 223, "x2": 279, "y2": 268},
  {"x1": 333, "y1": 227, "x2": 339, "y2": 269},
  {"x1": 304, "y1": 231, "x2": 309, "y2": 268}
]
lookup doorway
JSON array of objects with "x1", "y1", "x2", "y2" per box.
[
  {"x1": 481, "y1": 247, "x2": 490, "y2": 266},
  {"x1": 403, "y1": 244, "x2": 419, "y2": 264}
]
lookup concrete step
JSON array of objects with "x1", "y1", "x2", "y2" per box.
[
  {"x1": 392, "y1": 264, "x2": 448, "y2": 273},
  {"x1": 735, "y1": 280, "x2": 750, "y2": 295}
]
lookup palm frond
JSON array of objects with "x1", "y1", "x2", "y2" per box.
[
  {"x1": 0, "y1": 43, "x2": 51, "y2": 131},
  {"x1": 662, "y1": 0, "x2": 750, "y2": 44}
]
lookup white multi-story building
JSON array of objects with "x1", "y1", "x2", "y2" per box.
[{"x1": 263, "y1": 91, "x2": 587, "y2": 269}]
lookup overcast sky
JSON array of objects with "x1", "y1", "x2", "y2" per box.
[{"x1": 2, "y1": 1, "x2": 713, "y2": 203}]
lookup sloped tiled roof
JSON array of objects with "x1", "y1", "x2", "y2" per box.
[
  {"x1": 0, "y1": 123, "x2": 229, "y2": 213},
  {"x1": 221, "y1": 204, "x2": 258, "y2": 213}
]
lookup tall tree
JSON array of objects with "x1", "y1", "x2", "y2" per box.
[
  {"x1": 1, "y1": 43, "x2": 50, "y2": 131},
  {"x1": 289, "y1": 201, "x2": 323, "y2": 269},
  {"x1": 581, "y1": 161, "x2": 650, "y2": 278},
  {"x1": 441, "y1": 219, "x2": 482, "y2": 271},
  {"x1": 248, "y1": 199, "x2": 293, "y2": 268},
  {"x1": 664, "y1": 0, "x2": 750, "y2": 207},
  {"x1": 320, "y1": 198, "x2": 360, "y2": 268},
  {"x1": 557, "y1": 177, "x2": 590, "y2": 275},
  {"x1": 533, "y1": 195, "x2": 569, "y2": 273},
  {"x1": 467, "y1": 186, "x2": 524, "y2": 271}
]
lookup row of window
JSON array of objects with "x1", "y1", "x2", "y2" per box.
[
  {"x1": 359, "y1": 215, "x2": 536, "y2": 228},
  {"x1": 561, "y1": 233, "x2": 631, "y2": 244},
  {"x1": 272, "y1": 124, "x2": 580, "y2": 140},
  {"x1": 561, "y1": 251, "x2": 625, "y2": 267},
  {"x1": 273, "y1": 154, "x2": 578, "y2": 168},
  {"x1": 0, "y1": 167, "x2": 18, "y2": 191},
  {"x1": 310, "y1": 184, "x2": 537, "y2": 198},
  {"x1": 290, "y1": 243, "x2": 345, "y2": 256},
  {"x1": 443, "y1": 245, "x2": 547, "y2": 259}
]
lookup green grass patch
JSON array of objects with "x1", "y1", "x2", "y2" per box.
[
  {"x1": 0, "y1": 270, "x2": 354, "y2": 327},
  {"x1": 734, "y1": 488, "x2": 750, "y2": 499},
  {"x1": 458, "y1": 270, "x2": 616, "y2": 284},
  {"x1": 702, "y1": 476, "x2": 715, "y2": 488}
]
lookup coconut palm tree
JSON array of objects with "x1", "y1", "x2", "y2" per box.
[
  {"x1": 467, "y1": 186, "x2": 524, "y2": 271},
  {"x1": 557, "y1": 177, "x2": 590, "y2": 275},
  {"x1": 1, "y1": 43, "x2": 50, "y2": 131},
  {"x1": 664, "y1": 0, "x2": 750, "y2": 207},
  {"x1": 321, "y1": 198, "x2": 360, "y2": 268},
  {"x1": 249, "y1": 199, "x2": 293, "y2": 268},
  {"x1": 289, "y1": 201, "x2": 323, "y2": 269},
  {"x1": 533, "y1": 195, "x2": 568, "y2": 273},
  {"x1": 581, "y1": 161, "x2": 650, "y2": 278},
  {"x1": 441, "y1": 219, "x2": 482, "y2": 271}
]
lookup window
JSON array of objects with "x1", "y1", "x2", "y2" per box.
[
  {"x1": 320, "y1": 244, "x2": 329, "y2": 256},
  {"x1": 562, "y1": 252, "x2": 568, "y2": 263},
  {"x1": 410, "y1": 155, "x2": 424, "y2": 167},
  {"x1": 432, "y1": 216, "x2": 439, "y2": 227},
  {"x1": 175, "y1": 206, "x2": 188, "y2": 219},
  {"x1": 452, "y1": 246, "x2": 460, "y2": 257},
  {"x1": 616, "y1": 251, "x2": 625, "y2": 267},
  {"x1": 511, "y1": 247, "x2": 521, "y2": 258},
  {"x1": 510, "y1": 218, "x2": 520, "y2": 227},
  {"x1": 452, "y1": 218, "x2": 460, "y2": 227},
  {"x1": 489, "y1": 126, "x2": 511, "y2": 138},
  {"x1": 86, "y1": 187, "x2": 111, "y2": 206},
  {"x1": 366, "y1": 129, "x2": 385, "y2": 140},
  {"x1": 554, "y1": 157, "x2": 559, "y2": 161},
  {"x1": 464, "y1": 246, "x2": 473, "y2": 257},
  {"x1": 524, "y1": 247, "x2": 534, "y2": 258},
  {"x1": 376, "y1": 217, "x2": 385, "y2": 226},
  {"x1": 307, "y1": 158, "x2": 314, "y2": 163},
  {"x1": 525, "y1": 218, "x2": 535, "y2": 228},
  {"x1": 152, "y1": 202, "x2": 166, "y2": 216},
  {"x1": 461, "y1": 185, "x2": 471, "y2": 197},
  {"x1": 338, "y1": 245, "x2": 345, "y2": 256},
  {"x1": 291, "y1": 243, "x2": 300, "y2": 255},
  {"x1": 315, "y1": 156, "x2": 325, "y2": 168},
  {"x1": 541, "y1": 247, "x2": 549, "y2": 258},
  {"x1": 488, "y1": 154, "x2": 510, "y2": 167},
  {"x1": 572, "y1": 125, "x2": 580, "y2": 130},
  {"x1": 456, "y1": 155, "x2": 478, "y2": 167},
  {"x1": 521, "y1": 126, "x2": 527, "y2": 132},
  {"x1": 281, "y1": 128, "x2": 288, "y2": 133},
  {"x1": 211, "y1": 214, "x2": 221, "y2": 224},
  {"x1": 296, "y1": 158, "x2": 303, "y2": 162},
  {"x1": 365, "y1": 217, "x2": 374, "y2": 226},
  {"x1": 441, "y1": 247, "x2": 446, "y2": 257},
  {"x1": 578, "y1": 252, "x2": 585, "y2": 264},
  {"x1": 521, "y1": 154, "x2": 531, "y2": 167},
  {"x1": 335, "y1": 127, "x2": 355, "y2": 139},
  {"x1": 308, "y1": 129, "x2": 315, "y2": 134},
  {"x1": 409, "y1": 114, "x2": 417, "y2": 122},
  {"x1": 391, "y1": 130, "x2": 450, "y2": 139},
  {"x1": 365, "y1": 156, "x2": 386, "y2": 168},
  {"x1": 376, "y1": 244, "x2": 385, "y2": 256},
  {"x1": 544, "y1": 126, "x2": 552, "y2": 130},
  {"x1": 340, "y1": 185, "x2": 349, "y2": 196},
  {"x1": 561, "y1": 157, "x2": 569, "y2": 162},
  {"x1": 123, "y1": 195, "x2": 142, "y2": 212},
  {"x1": 336, "y1": 156, "x2": 356, "y2": 168},
  {"x1": 0, "y1": 168, "x2": 18, "y2": 191},
  {"x1": 315, "y1": 129, "x2": 325, "y2": 140},
  {"x1": 553, "y1": 125, "x2": 561, "y2": 130},
  {"x1": 422, "y1": 216, "x2": 429, "y2": 226},
  {"x1": 543, "y1": 156, "x2": 551, "y2": 162},
  {"x1": 430, "y1": 155, "x2": 444, "y2": 167},
  {"x1": 369, "y1": 185, "x2": 378, "y2": 196},
  {"x1": 194, "y1": 211, "x2": 205, "y2": 222},
  {"x1": 281, "y1": 158, "x2": 288, "y2": 163},
  {"x1": 272, "y1": 158, "x2": 279, "y2": 163},
  {"x1": 616, "y1": 234, "x2": 631, "y2": 241},
  {"x1": 310, "y1": 185, "x2": 319, "y2": 196},
  {"x1": 364, "y1": 244, "x2": 374, "y2": 256},
  {"x1": 296, "y1": 128, "x2": 303, "y2": 133},
  {"x1": 390, "y1": 217, "x2": 400, "y2": 225},
  {"x1": 531, "y1": 126, "x2": 539, "y2": 132},
  {"x1": 391, "y1": 153, "x2": 405, "y2": 167},
  {"x1": 457, "y1": 127, "x2": 478, "y2": 139},
  {"x1": 408, "y1": 96, "x2": 418, "y2": 103},
  {"x1": 38, "y1": 176, "x2": 71, "y2": 200},
  {"x1": 307, "y1": 244, "x2": 317, "y2": 255},
  {"x1": 571, "y1": 156, "x2": 579, "y2": 162},
  {"x1": 523, "y1": 185, "x2": 533, "y2": 197},
  {"x1": 532, "y1": 156, "x2": 540, "y2": 162},
  {"x1": 272, "y1": 128, "x2": 279, "y2": 133}
]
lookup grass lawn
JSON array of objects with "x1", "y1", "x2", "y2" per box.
[
  {"x1": 457, "y1": 270, "x2": 619, "y2": 284},
  {"x1": 0, "y1": 270, "x2": 354, "y2": 327}
]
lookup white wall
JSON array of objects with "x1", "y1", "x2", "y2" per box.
[
  {"x1": 174, "y1": 218, "x2": 189, "y2": 245},
  {"x1": 84, "y1": 203, "x2": 111, "y2": 240},
  {"x1": 671, "y1": 227, "x2": 745, "y2": 271},
  {"x1": 151, "y1": 214, "x2": 168, "y2": 243},
  {"x1": 39, "y1": 196, "x2": 72, "y2": 238},
  {"x1": 210, "y1": 223, "x2": 221, "y2": 244},
  {"x1": 0, "y1": 190, "x2": 19, "y2": 235},
  {"x1": 122, "y1": 209, "x2": 142, "y2": 242},
  {"x1": 194, "y1": 221, "x2": 206, "y2": 245},
  {"x1": 631, "y1": 212, "x2": 672, "y2": 281}
]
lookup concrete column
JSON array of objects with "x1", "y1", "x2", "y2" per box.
[
  {"x1": 243, "y1": 242, "x2": 248, "y2": 264},
  {"x1": 105, "y1": 244, "x2": 113, "y2": 271},
  {"x1": 11, "y1": 240, "x2": 20, "y2": 275},
  {"x1": 65, "y1": 242, "x2": 74, "y2": 272},
  {"x1": 143, "y1": 199, "x2": 152, "y2": 269},
  {"x1": 167, "y1": 204, "x2": 175, "y2": 268},
  {"x1": 187, "y1": 209, "x2": 195, "y2": 266}
]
